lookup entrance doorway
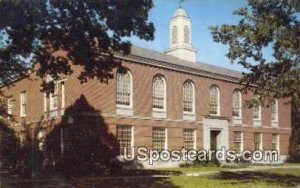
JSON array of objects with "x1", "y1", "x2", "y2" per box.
[{"x1": 210, "y1": 130, "x2": 221, "y2": 150}]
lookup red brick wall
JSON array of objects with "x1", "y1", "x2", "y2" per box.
[{"x1": 0, "y1": 59, "x2": 292, "y2": 156}]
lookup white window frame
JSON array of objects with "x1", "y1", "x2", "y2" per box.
[
  {"x1": 183, "y1": 129, "x2": 196, "y2": 150},
  {"x1": 7, "y1": 97, "x2": 13, "y2": 116},
  {"x1": 271, "y1": 99, "x2": 279, "y2": 122},
  {"x1": 49, "y1": 84, "x2": 58, "y2": 112},
  {"x1": 233, "y1": 131, "x2": 243, "y2": 154},
  {"x1": 253, "y1": 105, "x2": 261, "y2": 121},
  {"x1": 183, "y1": 81, "x2": 195, "y2": 114},
  {"x1": 254, "y1": 132, "x2": 263, "y2": 150},
  {"x1": 20, "y1": 91, "x2": 27, "y2": 117},
  {"x1": 209, "y1": 85, "x2": 220, "y2": 116},
  {"x1": 47, "y1": 75, "x2": 58, "y2": 118},
  {"x1": 253, "y1": 95, "x2": 261, "y2": 121},
  {"x1": 152, "y1": 75, "x2": 167, "y2": 112},
  {"x1": 152, "y1": 127, "x2": 167, "y2": 150},
  {"x1": 232, "y1": 90, "x2": 242, "y2": 119},
  {"x1": 116, "y1": 125, "x2": 134, "y2": 156},
  {"x1": 116, "y1": 69, "x2": 133, "y2": 109},
  {"x1": 61, "y1": 82, "x2": 65, "y2": 116},
  {"x1": 272, "y1": 134, "x2": 280, "y2": 153},
  {"x1": 43, "y1": 92, "x2": 47, "y2": 113}
]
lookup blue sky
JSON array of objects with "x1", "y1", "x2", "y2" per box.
[{"x1": 130, "y1": 0, "x2": 250, "y2": 71}]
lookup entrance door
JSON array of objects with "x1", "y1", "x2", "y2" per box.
[{"x1": 210, "y1": 130, "x2": 220, "y2": 150}]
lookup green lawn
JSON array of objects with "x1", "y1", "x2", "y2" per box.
[
  {"x1": 1, "y1": 167, "x2": 300, "y2": 187},
  {"x1": 159, "y1": 166, "x2": 224, "y2": 173},
  {"x1": 170, "y1": 168, "x2": 300, "y2": 188},
  {"x1": 159, "y1": 164, "x2": 248, "y2": 173}
]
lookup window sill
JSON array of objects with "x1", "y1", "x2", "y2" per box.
[
  {"x1": 253, "y1": 119, "x2": 262, "y2": 126},
  {"x1": 117, "y1": 104, "x2": 132, "y2": 109},
  {"x1": 271, "y1": 121, "x2": 279, "y2": 127},
  {"x1": 152, "y1": 108, "x2": 166, "y2": 112},
  {"x1": 232, "y1": 117, "x2": 242, "y2": 125},
  {"x1": 153, "y1": 110, "x2": 167, "y2": 119},
  {"x1": 116, "y1": 107, "x2": 133, "y2": 116},
  {"x1": 183, "y1": 113, "x2": 196, "y2": 121},
  {"x1": 183, "y1": 111, "x2": 195, "y2": 115}
]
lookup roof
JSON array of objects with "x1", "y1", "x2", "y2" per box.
[
  {"x1": 119, "y1": 45, "x2": 243, "y2": 82},
  {"x1": 173, "y1": 8, "x2": 188, "y2": 17}
]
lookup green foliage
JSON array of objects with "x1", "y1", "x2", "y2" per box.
[
  {"x1": 0, "y1": 118, "x2": 21, "y2": 171},
  {"x1": 0, "y1": 0, "x2": 154, "y2": 93},
  {"x1": 210, "y1": 0, "x2": 299, "y2": 106}
]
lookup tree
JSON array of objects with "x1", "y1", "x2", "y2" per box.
[
  {"x1": 210, "y1": 0, "x2": 299, "y2": 106},
  {"x1": 0, "y1": 0, "x2": 154, "y2": 94}
]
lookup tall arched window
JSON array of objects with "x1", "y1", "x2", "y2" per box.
[
  {"x1": 271, "y1": 99, "x2": 278, "y2": 121},
  {"x1": 184, "y1": 25, "x2": 190, "y2": 43},
  {"x1": 116, "y1": 69, "x2": 132, "y2": 106},
  {"x1": 152, "y1": 75, "x2": 166, "y2": 110},
  {"x1": 209, "y1": 86, "x2": 220, "y2": 115},
  {"x1": 172, "y1": 26, "x2": 178, "y2": 44},
  {"x1": 253, "y1": 95, "x2": 261, "y2": 120},
  {"x1": 232, "y1": 90, "x2": 242, "y2": 118},
  {"x1": 183, "y1": 81, "x2": 194, "y2": 113}
]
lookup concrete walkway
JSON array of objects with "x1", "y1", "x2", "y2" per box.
[{"x1": 185, "y1": 165, "x2": 300, "y2": 177}]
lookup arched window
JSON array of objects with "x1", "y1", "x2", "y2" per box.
[
  {"x1": 232, "y1": 90, "x2": 242, "y2": 118},
  {"x1": 116, "y1": 69, "x2": 132, "y2": 106},
  {"x1": 183, "y1": 81, "x2": 194, "y2": 113},
  {"x1": 209, "y1": 85, "x2": 220, "y2": 115},
  {"x1": 172, "y1": 26, "x2": 178, "y2": 44},
  {"x1": 253, "y1": 95, "x2": 261, "y2": 120},
  {"x1": 184, "y1": 25, "x2": 190, "y2": 43},
  {"x1": 152, "y1": 75, "x2": 166, "y2": 110},
  {"x1": 271, "y1": 99, "x2": 278, "y2": 121}
]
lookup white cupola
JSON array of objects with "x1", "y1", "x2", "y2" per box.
[{"x1": 165, "y1": 7, "x2": 197, "y2": 62}]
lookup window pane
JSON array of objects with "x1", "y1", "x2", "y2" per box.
[
  {"x1": 20, "y1": 92, "x2": 27, "y2": 116},
  {"x1": 153, "y1": 127, "x2": 166, "y2": 151},
  {"x1": 117, "y1": 71, "x2": 131, "y2": 106},
  {"x1": 183, "y1": 81, "x2": 194, "y2": 112},
  {"x1": 254, "y1": 133, "x2": 261, "y2": 150},
  {"x1": 271, "y1": 100, "x2": 278, "y2": 121},
  {"x1": 272, "y1": 134, "x2": 278, "y2": 150},
  {"x1": 232, "y1": 91, "x2": 241, "y2": 117},
  {"x1": 183, "y1": 129, "x2": 195, "y2": 150},
  {"x1": 153, "y1": 76, "x2": 165, "y2": 109},
  {"x1": 233, "y1": 131, "x2": 242, "y2": 154},
  {"x1": 209, "y1": 86, "x2": 219, "y2": 115},
  {"x1": 117, "y1": 125, "x2": 132, "y2": 155},
  {"x1": 7, "y1": 98, "x2": 13, "y2": 115}
]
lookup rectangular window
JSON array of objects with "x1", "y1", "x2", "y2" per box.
[
  {"x1": 183, "y1": 129, "x2": 196, "y2": 150},
  {"x1": 7, "y1": 97, "x2": 13, "y2": 115},
  {"x1": 117, "y1": 125, "x2": 133, "y2": 155},
  {"x1": 233, "y1": 131, "x2": 242, "y2": 154},
  {"x1": 272, "y1": 134, "x2": 279, "y2": 150},
  {"x1": 253, "y1": 106, "x2": 261, "y2": 120},
  {"x1": 153, "y1": 127, "x2": 166, "y2": 151},
  {"x1": 271, "y1": 100, "x2": 278, "y2": 121},
  {"x1": 61, "y1": 82, "x2": 65, "y2": 116},
  {"x1": 49, "y1": 83, "x2": 58, "y2": 117},
  {"x1": 20, "y1": 91, "x2": 27, "y2": 117},
  {"x1": 43, "y1": 92, "x2": 47, "y2": 113},
  {"x1": 254, "y1": 133, "x2": 262, "y2": 150}
]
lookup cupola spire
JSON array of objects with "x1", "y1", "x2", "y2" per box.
[{"x1": 164, "y1": 5, "x2": 197, "y2": 62}]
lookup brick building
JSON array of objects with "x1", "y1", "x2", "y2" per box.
[{"x1": 1, "y1": 7, "x2": 291, "y2": 167}]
